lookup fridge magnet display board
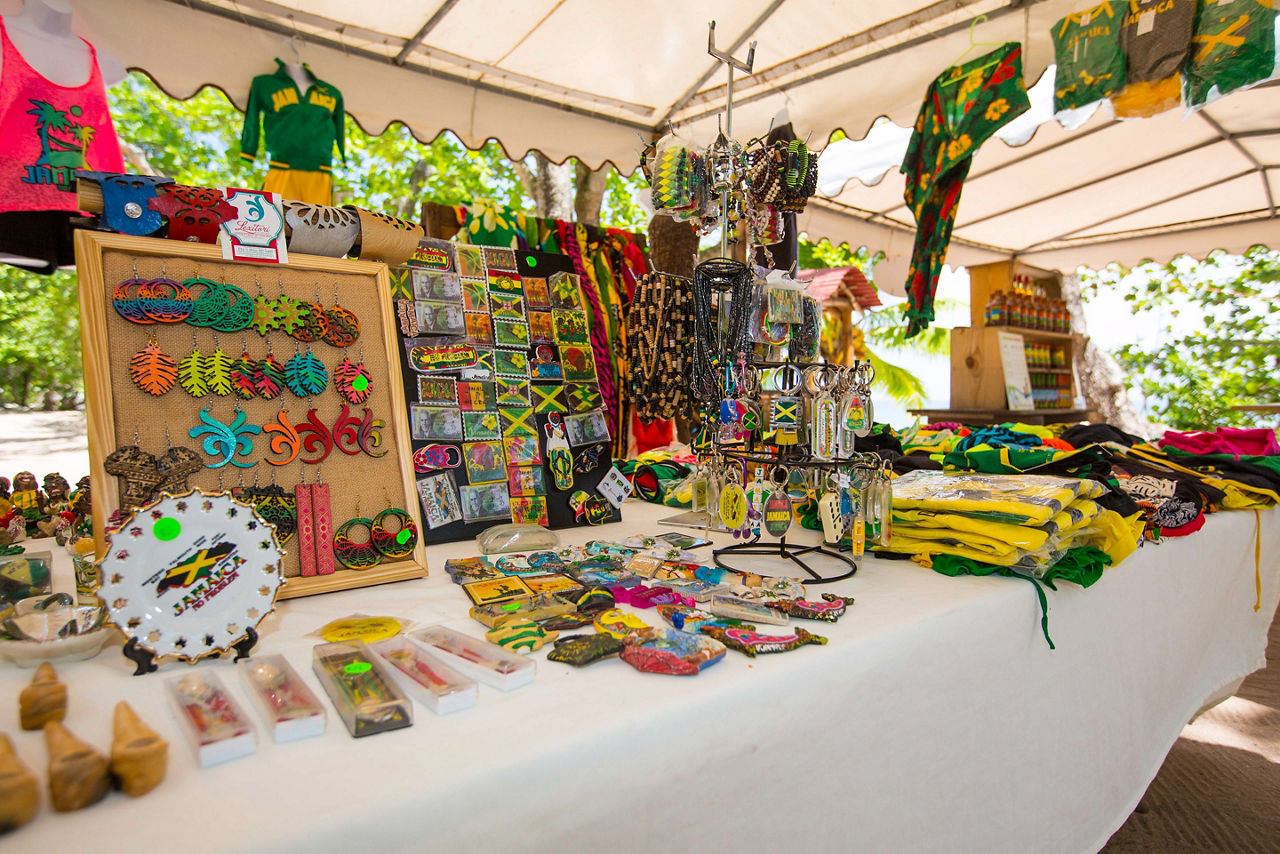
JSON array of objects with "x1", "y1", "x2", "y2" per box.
[
  {"x1": 389, "y1": 244, "x2": 621, "y2": 546},
  {"x1": 75, "y1": 231, "x2": 427, "y2": 599}
]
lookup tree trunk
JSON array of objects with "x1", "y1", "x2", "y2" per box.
[
  {"x1": 513, "y1": 153, "x2": 574, "y2": 220},
  {"x1": 574, "y1": 162, "x2": 609, "y2": 226},
  {"x1": 1061, "y1": 274, "x2": 1156, "y2": 437},
  {"x1": 394, "y1": 159, "x2": 432, "y2": 221}
]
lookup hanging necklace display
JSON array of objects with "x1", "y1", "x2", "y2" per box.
[
  {"x1": 762, "y1": 466, "x2": 793, "y2": 538},
  {"x1": 334, "y1": 349, "x2": 372, "y2": 405},
  {"x1": 98, "y1": 491, "x2": 283, "y2": 672},
  {"x1": 130, "y1": 336, "x2": 178, "y2": 397},
  {"x1": 284, "y1": 341, "x2": 328, "y2": 398}
]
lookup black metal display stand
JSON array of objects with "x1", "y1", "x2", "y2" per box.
[{"x1": 123, "y1": 626, "x2": 259, "y2": 676}]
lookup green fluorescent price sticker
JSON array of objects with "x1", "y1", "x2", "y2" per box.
[
  {"x1": 344, "y1": 662, "x2": 372, "y2": 675},
  {"x1": 153, "y1": 517, "x2": 181, "y2": 541}
]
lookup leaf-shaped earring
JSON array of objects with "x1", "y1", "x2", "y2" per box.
[
  {"x1": 323, "y1": 286, "x2": 359, "y2": 347},
  {"x1": 205, "y1": 342, "x2": 233, "y2": 397},
  {"x1": 178, "y1": 332, "x2": 208, "y2": 398},
  {"x1": 254, "y1": 347, "x2": 286, "y2": 401},
  {"x1": 334, "y1": 353, "x2": 372, "y2": 405},
  {"x1": 129, "y1": 337, "x2": 177, "y2": 396},
  {"x1": 284, "y1": 345, "x2": 328, "y2": 397},
  {"x1": 231, "y1": 338, "x2": 256, "y2": 400}
]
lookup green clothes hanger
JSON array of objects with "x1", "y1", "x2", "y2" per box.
[{"x1": 939, "y1": 14, "x2": 1007, "y2": 86}]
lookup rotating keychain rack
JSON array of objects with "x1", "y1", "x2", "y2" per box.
[{"x1": 671, "y1": 23, "x2": 886, "y2": 584}]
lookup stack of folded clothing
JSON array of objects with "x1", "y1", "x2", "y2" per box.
[{"x1": 881, "y1": 470, "x2": 1144, "y2": 578}]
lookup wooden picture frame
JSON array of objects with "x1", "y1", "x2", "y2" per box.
[{"x1": 75, "y1": 231, "x2": 427, "y2": 598}]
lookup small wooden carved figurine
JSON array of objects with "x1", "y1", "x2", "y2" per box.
[
  {"x1": 0, "y1": 733, "x2": 39, "y2": 832},
  {"x1": 45, "y1": 720, "x2": 110, "y2": 811},
  {"x1": 110, "y1": 702, "x2": 167, "y2": 797},
  {"x1": 10, "y1": 472, "x2": 44, "y2": 536},
  {"x1": 20, "y1": 662, "x2": 67, "y2": 730}
]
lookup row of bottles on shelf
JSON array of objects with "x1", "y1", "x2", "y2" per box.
[
  {"x1": 1030, "y1": 372, "x2": 1072, "y2": 410},
  {"x1": 984, "y1": 277, "x2": 1070, "y2": 333},
  {"x1": 1024, "y1": 341, "x2": 1067, "y2": 370}
]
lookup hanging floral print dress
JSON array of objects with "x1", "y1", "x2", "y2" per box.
[{"x1": 901, "y1": 43, "x2": 1030, "y2": 338}]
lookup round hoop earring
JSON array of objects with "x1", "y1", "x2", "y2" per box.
[{"x1": 371, "y1": 506, "x2": 418, "y2": 560}]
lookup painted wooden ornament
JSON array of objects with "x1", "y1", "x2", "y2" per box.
[
  {"x1": 763, "y1": 490, "x2": 793, "y2": 537},
  {"x1": 253, "y1": 353, "x2": 287, "y2": 400},
  {"x1": 284, "y1": 349, "x2": 328, "y2": 397},
  {"x1": 702, "y1": 626, "x2": 828, "y2": 657},
  {"x1": 334, "y1": 356, "x2": 372, "y2": 404},
  {"x1": 485, "y1": 620, "x2": 558, "y2": 653},
  {"x1": 323, "y1": 305, "x2": 360, "y2": 347},
  {"x1": 620, "y1": 627, "x2": 726, "y2": 675},
  {"x1": 546, "y1": 633, "x2": 624, "y2": 667},
  {"x1": 593, "y1": 608, "x2": 651, "y2": 639},
  {"x1": 129, "y1": 339, "x2": 178, "y2": 396},
  {"x1": 177, "y1": 347, "x2": 209, "y2": 398},
  {"x1": 205, "y1": 346, "x2": 234, "y2": 396},
  {"x1": 230, "y1": 352, "x2": 257, "y2": 400},
  {"x1": 333, "y1": 517, "x2": 381, "y2": 569},
  {"x1": 371, "y1": 507, "x2": 418, "y2": 559},
  {"x1": 274, "y1": 296, "x2": 304, "y2": 337},
  {"x1": 765, "y1": 593, "x2": 855, "y2": 623},
  {"x1": 250, "y1": 294, "x2": 282, "y2": 336}
]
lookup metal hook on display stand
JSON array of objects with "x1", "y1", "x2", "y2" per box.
[{"x1": 706, "y1": 20, "x2": 755, "y2": 259}]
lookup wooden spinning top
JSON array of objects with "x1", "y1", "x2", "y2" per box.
[
  {"x1": 44, "y1": 721, "x2": 110, "y2": 812},
  {"x1": 110, "y1": 702, "x2": 167, "y2": 797},
  {"x1": 0, "y1": 733, "x2": 38, "y2": 832},
  {"x1": 19, "y1": 662, "x2": 66, "y2": 731}
]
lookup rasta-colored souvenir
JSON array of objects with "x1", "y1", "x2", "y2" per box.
[
  {"x1": 230, "y1": 483, "x2": 297, "y2": 546},
  {"x1": 371, "y1": 507, "x2": 418, "y2": 559},
  {"x1": 545, "y1": 416, "x2": 572, "y2": 490},
  {"x1": 323, "y1": 306, "x2": 360, "y2": 347},
  {"x1": 284, "y1": 349, "x2": 328, "y2": 397},
  {"x1": 129, "y1": 339, "x2": 178, "y2": 396},
  {"x1": 763, "y1": 490, "x2": 793, "y2": 537},
  {"x1": 469, "y1": 593, "x2": 574, "y2": 629},
  {"x1": 138, "y1": 278, "x2": 194, "y2": 323},
  {"x1": 178, "y1": 347, "x2": 210, "y2": 398},
  {"x1": 620, "y1": 627, "x2": 726, "y2": 675},
  {"x1": 112, "y1": 278, "x2": 151, "y2": 323},
  {"x1": 253, "y1": 353, "x2": 287, "y2": 401},
  {"x1": 333, "y1": 516, "x2": 382, "y2": 569},
  {"x1": 569, "y1": 490, "x2": 612, "y2": 525},
  {"x1": 230, "y1": 353, "x2": 257, "y2": 400},
  {"x1": 593, "y1": 608, "x2": 651, "y2": 639},
  {"x1": 569, "y1": 586, "x2": 615, "y2": 614},
  {"x1": 765, "y1": 593, "x2": 855, "y2": 623},
  {"x1": 485, "y1": 620, "x2": 558, "y2": 653},
  {"x1": 250, "y1": 294, "x2": 283, "y2": 336},
  {"x1": 702, "y1": 626, "x2": 827, "y2": 658},
  {"x1": 546, "y1": 633, "x2": 624, "y2": 667},
  {"x1": 413, "y1": 444, "x2": 462, "y2": 473},
  {"x1": 334, "y1": 356, "x2": 372, "y2": 405},
  {"x1": 574, "y1": 444, "x2": 606, "y2": 474},
  {"x1": 189, "y1": 407, "x2": 260, "y2": 469},
  {"x1": 290, "y1": 301, "x2": 330, "y2": 343}
]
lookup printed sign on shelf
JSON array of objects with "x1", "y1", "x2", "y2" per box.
[{"x1": 219, "y1": 188, "x2": 288, "y2": 264}]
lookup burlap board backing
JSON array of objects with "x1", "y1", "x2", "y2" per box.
[{"x1": 100, "y1": 248, "x2": 414, "y2": 579}]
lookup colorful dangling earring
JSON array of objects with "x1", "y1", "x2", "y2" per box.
[
  {"x1": 291, "y1": 285, "x2": 330, "y2": 343},
  {"x1": 371, "y1": 493, "x2": 418, "y2": 560},
  {"x1": 138, "y1": 265, "x2": 193, "y2": 323},
  {"x1": 231, "y1": 336, "x2": 257, "y2": 400},
  {"x1": 210, "y1": 279, "x2": 256, "y2": 333},
  {"x1": 129, "y1": 336, "x2": 178, "y2": 396},
  {"x1": 205, "y1": 336, "x2": 233, "y2": 397},
  {"x1": 178, "y1": 331, "x2": 209, "y2": 398},
  {"x1": 333, "y1": 501, "x2": 381, "y2": 570},
  {"x1": 284, "y1": 341, "x2": 328, "y2": 397},
  {"x1": 254, "y1": 343, "x2": 286, "y2": 400},
  {"x1": 274, "y1": 276, "x2": 304, "y2": 338},
  {"x1": 323, "y1": 285, "x2": 360, "y2": 347},
  {"x1": 334, "y1": 348, "x2": 371, "y2": 405},
  {"x1": 112, "y1": 264, "x2": 151, "y2": 324}
]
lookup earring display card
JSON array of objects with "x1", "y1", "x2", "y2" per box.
[
  {"x1": 387, "y1": 246, "x2": 619, "y2": 546},
  {"x1": 75, "y1": 231, "x2": 427, "y2": 599}
]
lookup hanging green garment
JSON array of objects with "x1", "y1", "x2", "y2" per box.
[
  {"x1": 901, "y1": 43, "x2": 1030, "y2": 338},
  {"x1": 1185, "y1": 0, "x2": 1278, "y2": 107},
  {"x1": 1052, "y1": 3, "x2": 1128, "y2": 111}
]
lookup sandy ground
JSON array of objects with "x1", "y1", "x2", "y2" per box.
[{"x1": 0, "y1": 410, "x2": 90, "y2": 484}]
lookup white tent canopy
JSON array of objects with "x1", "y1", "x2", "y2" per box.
[{"x1": 54, "y1": 0, "x2": 1280, "y2": 278}]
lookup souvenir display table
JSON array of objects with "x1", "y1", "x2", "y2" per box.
[{"x1": 3, "y1": 500, "x2": 1276, "y2": 854}]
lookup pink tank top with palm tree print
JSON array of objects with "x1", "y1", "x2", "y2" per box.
[{"x1": 0, "y1": 18, "x2": 123, "y2": 213}]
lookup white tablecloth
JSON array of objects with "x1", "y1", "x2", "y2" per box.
[{"x1": 3, "y1": 503, "x2": 1277, "y2": 854}]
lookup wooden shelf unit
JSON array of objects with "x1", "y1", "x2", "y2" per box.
[{"x1": 935, "y1": 260, "x2": 1083, "y2": 424}]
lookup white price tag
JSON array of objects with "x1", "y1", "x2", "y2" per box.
[
  {"x1": 1136, "y1": 10, "x2": 1155, "y2": 35},
  {"x1": 1081, "y1": 12, "x2": 1091, "y2": 25}
]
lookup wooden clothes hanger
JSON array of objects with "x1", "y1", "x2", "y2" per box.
[{"x1": 939, "y1": 14, "x2": 1007, "y2": 86}]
